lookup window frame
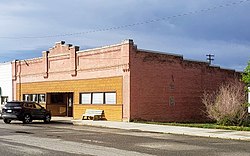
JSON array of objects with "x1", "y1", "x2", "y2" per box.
[
  {"x1": 104, "y1": 92, "x2": 116, "y2": 104},
  {"x1": 23, "y1": 94, "x2": 46, "y2": 103},
  {"x1": 79, "y1": 92, "x2": 116, "y2": 105},
  {"x1": 92, "y1": 92, "x2": 104, "y2": 104},
  {"x1": 80, "y1": 92, "x2": 92, "y2": 104},
  {"x1": 39, "y1": 94, "x2": 46, "y2": 103}
]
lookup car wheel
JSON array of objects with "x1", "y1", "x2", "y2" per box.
[
  {"x1": 23, "y1": 114, "x2": 32, "y2": 124},
  {"x1": 3, "y1": 119, "x2": 11, "y2": 124},
  {"x1": 44, "y1": 114, "x2": 51, "y2": 123}
]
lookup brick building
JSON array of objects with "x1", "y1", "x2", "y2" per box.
[{"x1": 12, "y1": 40, "x2": 240, "y2": 122}]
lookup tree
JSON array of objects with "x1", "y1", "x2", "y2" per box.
[
  {"x1": 242, "y1": 60, "x2": 250, "y2": 87},
  {"x1": 242, "y1": 60, "x2": 250, "y2": 112}
]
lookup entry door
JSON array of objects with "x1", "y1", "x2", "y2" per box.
[{"x1": 67, "y1": 93, "x2": 73, "y2": 117}]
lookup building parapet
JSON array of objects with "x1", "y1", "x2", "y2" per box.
[
  {"x1": 137, "y1": 48, "x2": 238, "y2": 73},
  {"x1": 137, "y1": 49, "x2": 183, "y2": 58}
]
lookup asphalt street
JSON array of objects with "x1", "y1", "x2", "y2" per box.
[{"x1": 0, "y1": 120, "x2": 250, "y2": 156}]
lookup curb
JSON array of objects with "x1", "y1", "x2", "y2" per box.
[{"x1": 72, "y1": 120, "x2": 250, "y2": 141}]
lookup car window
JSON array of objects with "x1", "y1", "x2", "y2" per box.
[
  {"x1": 5, "y1": 102, "x2": 21, "y2": 107},
  {"x1": 24, "y1": 103, "x2": 34, "y2": 108},
  {"x1": 23, "y1": 103, "x2": 28, "y2": 108},
  {"x1": 34, "y1": 103, "x2": 42, "y2": 109}
]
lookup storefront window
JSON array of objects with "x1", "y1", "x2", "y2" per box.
[
  {"x1": 23, "y1": 94, "x2": 31, "y2": 101},
  {"x1": 80, "y1": 93, "x2": 91, "y2": 104},
  {"x1": 39, "y1": 94, "x2": 46, "y2": 103},
  {"x1": 105, "y1": 92, "x2": 116, "y2": 104},
  {"x1": 32, "y1": 94, "x2": 38, "y2": 102},
  {"x1": 92, "y1": 93, "x2": 104, "y2": 104},
  {"x1": 23, "y1": 94, "x2": 46, "y2": 103},
  {"x1": 80, "y1": 92, "x2": 116, "y2": 104}
]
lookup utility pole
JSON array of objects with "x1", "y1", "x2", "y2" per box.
[{"x1": 206, "y1": 54, "x2": 214, "y2": 65}]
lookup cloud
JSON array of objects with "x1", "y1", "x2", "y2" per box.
[{"x1": 0, "y1": 0, "x2": 249, "y2": 71}]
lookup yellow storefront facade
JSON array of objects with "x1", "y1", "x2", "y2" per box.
[{"x1": 16, "y1": 77, "x2": 123, "y2": 121}]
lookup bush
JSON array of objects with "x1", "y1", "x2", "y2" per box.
[{"x1": 202, "y1": 80, "x2": 249, "y2": 126}]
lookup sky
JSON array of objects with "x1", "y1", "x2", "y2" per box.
[{"x1": 0, "y1": 0, "x2": 249, "y2": 71}]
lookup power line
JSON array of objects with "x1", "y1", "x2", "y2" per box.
[{"x1": 0, "y1": 0, "x2": 249, "y2": 40}]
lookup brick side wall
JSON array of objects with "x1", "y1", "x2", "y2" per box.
[
  {"x1": 130, "y1": 50, "x2": 240, "y2": 122},
  {"x1": 16, "y1": 76, "x2": 123, "y2": 121}
]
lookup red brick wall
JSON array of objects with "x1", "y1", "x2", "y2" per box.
[{"x1": 130, "y1": 50, "x2": 240, "y2": 122}]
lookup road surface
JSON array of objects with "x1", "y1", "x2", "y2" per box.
[{"x1": 0, "y1": 120, "x2": 250, "y2": 156}]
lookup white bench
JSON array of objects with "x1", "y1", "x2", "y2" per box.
[{"x1": 82, "y1": 109, "x2": 104, "y2": 120}]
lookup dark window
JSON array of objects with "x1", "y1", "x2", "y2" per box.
[{"x1": 51, "y1": 93, "x2": 63, "y2": 103}]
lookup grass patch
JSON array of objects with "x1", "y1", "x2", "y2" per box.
[{"x1": 135, "y1": 121, "x2": 250, "y2": 131}]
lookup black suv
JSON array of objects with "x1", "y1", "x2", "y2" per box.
[{"x1": 1, "y1": 101, "x2": 51, "y2": 124}]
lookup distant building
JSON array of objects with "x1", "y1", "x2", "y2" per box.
[
  {"x1": 11, "y1": 40, "x2": 240, "y2": 122},
  {"x1": 0, "y1": 62, "x2": 12, "y2": 107}
]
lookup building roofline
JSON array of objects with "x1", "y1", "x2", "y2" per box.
[
  {"x1": 183, "y1": 58, "x2": 209, "y2": 64},
  {"x1": 0, "y1": 61, "x2": 12, "y2": 65},
  {"x1": 77, "y1": 42, "x2": 122, "y2": 54},
  {"x1": 219, "y1": 67, "x2": 236, "y2": 72},
  {"x1": 6, "y1": 39, "x2": 241, "y2": 72},
  {"x1": 137, "y1": 48, "x2": 183, "y2": 58},
  {"x1": 12, "y1": 57, "x2": 43, "y2": 63},
  {"x1": 137, "y1": 48, "x2": 239, "y2": 72}
]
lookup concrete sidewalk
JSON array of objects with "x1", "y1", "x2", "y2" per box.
[
  {"x1": 51, "y1": 117, "x2": 74, "y2": 124},
  {"x1": 72, "y1": 120, "x2": 250, "y2": 141},
  {"x1": 50, "y1": 117, "x2": 250, "y2": 141}
]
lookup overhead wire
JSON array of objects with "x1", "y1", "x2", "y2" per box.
[{"x1": 0, "y1": 0, "x2": 249, "y2": 39}]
